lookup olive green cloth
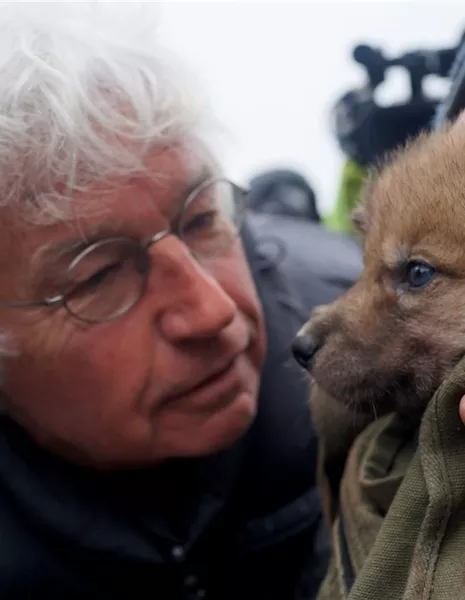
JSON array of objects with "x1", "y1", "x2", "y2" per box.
[
  {"x1": 324, "y1": 160, "x2": 367, "y2": 235},
  {"x1": 313, "y1": 356, "x2": 465, "y2": 599}
]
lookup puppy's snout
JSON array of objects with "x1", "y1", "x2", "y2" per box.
[{"x1": 292, "y1": 332, "x2": 320, "y2": 370}]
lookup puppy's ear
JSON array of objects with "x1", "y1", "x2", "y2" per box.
[
  {"x1": 452, "y1": 109, "x2": 465, "y2": 132},
  {"x1": 351, "y1": 168, "x2": 379, "y2": 236},
  {"x1": 351, "y1": 203, "x2": 367, "y2": 235}
]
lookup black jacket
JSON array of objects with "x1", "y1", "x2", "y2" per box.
[
  {"x1": 247, "y1": 212, "x2": 362, "y2": 305},
  {"x1": 0, "y1": 219, "x2": 359, "y2": 600}
]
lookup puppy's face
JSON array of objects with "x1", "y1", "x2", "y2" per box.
[{"x1": 297, "y1": 123, "x2": 465, "y2": 417}]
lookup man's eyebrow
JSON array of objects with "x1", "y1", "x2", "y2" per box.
[
  {"x1": 31, "y1": 220, "x2": 127, "y2": 274},
  {"x1": 31, "y1": 170, "x2": 213, "y2": 270}
]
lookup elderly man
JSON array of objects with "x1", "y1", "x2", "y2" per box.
[{"x1": 0, "y1": 5, "x2": 357, "y2": 599}]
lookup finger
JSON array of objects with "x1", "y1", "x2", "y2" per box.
[{"x1": 459, "y1": 394, "x2": 465, "y2": 426}]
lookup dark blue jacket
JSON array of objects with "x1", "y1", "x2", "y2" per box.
[{"x1": 0, "y1": 218, "x2": 360, "y2": 600}]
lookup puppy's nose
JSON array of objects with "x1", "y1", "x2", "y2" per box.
[{"x1": 292, "y1": 333, "x2": 320, "y2": 370}]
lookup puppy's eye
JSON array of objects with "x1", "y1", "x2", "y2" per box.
[{"x1": 406, "y1": 261, "x2": 436, "y2": 289}]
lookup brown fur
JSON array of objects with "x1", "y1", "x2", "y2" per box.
[{"x1": 301, "y1": 121, "x2": 465, "y2": 418}]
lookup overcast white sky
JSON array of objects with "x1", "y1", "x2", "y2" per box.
[{"x1": 157, "y1": 2, "x2": 465, "y2": 214}]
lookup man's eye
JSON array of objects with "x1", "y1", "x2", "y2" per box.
[
  {"x1": 183, "y1": 211, "x2": 217, "y2": 233},
  {"x1": 68, "y1": 263, "x2": 121, "y2": 297},
  {"x1": 406, "y1": 261, "x2": 436, "y2": 289}
]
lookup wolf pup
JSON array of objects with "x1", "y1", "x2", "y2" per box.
[{"x1": 292, "y1": 118, "x2": 465, "y2": 420}]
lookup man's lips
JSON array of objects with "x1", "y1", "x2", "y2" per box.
[
  {"x1": 188, "y1": 360, "x2": 237, "y2": 395},
  {"x1": 166, "y1": 356, "x2": 244, "y2": 407}
]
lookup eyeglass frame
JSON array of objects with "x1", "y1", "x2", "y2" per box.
[{"x1": 0, "y1": 176, "x2": 249, "y2": 323}]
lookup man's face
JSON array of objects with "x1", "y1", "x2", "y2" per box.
[{"x1": 0, "y1": 147, "x2": 266, "y2": 468}]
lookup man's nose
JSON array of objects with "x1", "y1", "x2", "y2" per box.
[
  {"x1": 291, "y1": 332, "x2": 320, "y2": 370},
  {"x1": 153, "y1": 237, "x2": 237, "y2": 342}
]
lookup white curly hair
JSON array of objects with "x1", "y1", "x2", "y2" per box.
[
  {"x1": 0, "y1": 1, "x2": 219, "y2": 370},
  {"x1": 0, "y1": 1, "x2": 217, "y2": 223}
]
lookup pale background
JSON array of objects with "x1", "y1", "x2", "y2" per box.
[{"x1": 157, "y1": 2, "x2": 465, "y2": 215}]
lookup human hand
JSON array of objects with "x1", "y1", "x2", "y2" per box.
[{"x1": 460, "y1": 395, "x2": 465, "y2": 426}]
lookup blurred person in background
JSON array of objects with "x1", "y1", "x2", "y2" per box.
[
  {"x1": 247, "y1": 169, "x2": 321, "y2": 223},
  {"x1": 246, "y1": 168, "x2": 363, "y2": 309},
  {"x1": 0, "y1": 4, "x2": 360, "y2": 599}
]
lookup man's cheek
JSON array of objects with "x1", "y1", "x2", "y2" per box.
[{"x1": 211, "y1": 253, "x2": 258, "y2": 305}]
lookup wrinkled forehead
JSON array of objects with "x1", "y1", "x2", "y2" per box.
[{"x1": 0, "y1": 145, "x2": 214, "y2": 272}]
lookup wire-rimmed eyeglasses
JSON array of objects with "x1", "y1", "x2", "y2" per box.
[{"x1": 2, "y1": 177, "x2": 247, "y2": 324}]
